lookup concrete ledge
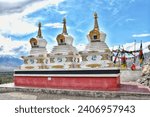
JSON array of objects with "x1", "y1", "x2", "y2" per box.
[{"x1": 0, "y1": 83, "x2": 150, "y2": 99}]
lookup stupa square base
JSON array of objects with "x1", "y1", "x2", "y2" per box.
[{"x1": 14, "y1": 76, "x2": 120, "y2": 91}]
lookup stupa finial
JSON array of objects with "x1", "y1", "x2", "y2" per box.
[
  {"x1": 37, "y1": 22, "x2": 43, "y2": 38},
  {"x1": 94, "y1": 12, "x2": 99, "y2": 30},
  {"x1": 62, "y1": 18, "x2": 68, "y2": 35}
]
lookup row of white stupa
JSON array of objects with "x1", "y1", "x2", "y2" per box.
[{"x1": 21, "y1": 13, "x2": 114, "y2": 69}]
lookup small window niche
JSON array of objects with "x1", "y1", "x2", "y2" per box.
[
  {"x1": 93, "y1": 35, "x2": 97, "y2": 39},
  {"x1": 60, "y1": 39, "x2": 64, "y2": 43},
  {"x1": 59, "y1": 39, "x2": 66, "y2": 45},
  {"x1": 33, "y1": 42, "x2": 37, "y2": 46}
]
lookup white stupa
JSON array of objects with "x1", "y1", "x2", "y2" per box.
[
  {"x1": 51, "y1": 18, "x2": 78, "y2": 55},
  {"x1": 30, "y1": 22, "x2": 47, "y2": 55},
  {"x1": 80, "y1": 12, "x2": 113, "y2": 68},
  {"x1": 85, "y1": 12, "x2": 109, "y2": 52},
  {"x1": 20, "y1": 23, "x2": 48, "y2": 70},
  {"x1": 50, "y1": 18, "x2": 80, "y2": 69}
]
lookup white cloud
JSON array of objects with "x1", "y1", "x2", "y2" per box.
[
  {"x1": 129, "y1": 0, "x2": 135, "y2": 3},
  {"x1": 77, "y1": 29, "x2": 84, "y2": 33},
  {"x1": 21, "y1": 0, "x2": 65, "y2": 16},
  {"x1": 110, "y1": 41, "x2": 150, "y2": 53},
  {"x1": 0, "y1": 0, "x2": 65, "y2": 36},
  {"x1": 58, "y1": 11, "x2": 67, "y2": 14},
  {"x1": 0, "y1": 0, "x2": 26, "y2": 3},
  {"x1": 0, "y1": 34, "x2": 30, "y2": 56},
  {"x1": 44, "y1": 23, "x2": 62, "y2": 28},
  {"x1": 132, "y1": 33, "x2": 150, "y2": 38},
  {"x1": 0, "y1": 14, "x2": 37, "y2": 35},
  {"x1": 112, "y1": 8, "x2": 119, "y2": 15},
  {"x1": 125, "y1": 18, "x2": 135, "y2": 22},
  {"x1": 75, "y1": 44, "x2": 86, "y2": 51}
]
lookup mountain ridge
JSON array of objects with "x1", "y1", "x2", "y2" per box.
[{"x1": 0, "y1": 55, "x2": 23, "y2": 71}]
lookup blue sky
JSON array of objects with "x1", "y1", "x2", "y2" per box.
[{"x1": 0, "y1": 0, "x2": 150, "y2": 57}]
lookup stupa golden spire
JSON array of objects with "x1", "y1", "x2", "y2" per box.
[
  {"x1": 89, "y1": 12, "x2": 100, "y2": 40},
  {"x1": 37, "y1": 22, "x2": 43, "y2": 38},
  {"x1": 62, "y1": 18, "x2": 68, "y2": 35},
  {"x1": 94, "y1": 12, "x2": 99, "y2": 31}
]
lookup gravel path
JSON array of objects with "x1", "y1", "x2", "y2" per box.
[
  {"x1": 0, "y1": 92, "x2": 37, "y2": 100},
  {"x1": 0, "y1": 91, "x2": 150, "y2": 100},
  {"x1": 0, "y1": 92, "x2": 107, "y2": 100}
]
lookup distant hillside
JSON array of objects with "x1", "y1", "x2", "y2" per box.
[{"x1": 0, "y1": 55, "x2": 23, "y2": 71}]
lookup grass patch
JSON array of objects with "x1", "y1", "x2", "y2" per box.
[{"x1": 0, "y1": 72, "x2": 13, "y2": 84}]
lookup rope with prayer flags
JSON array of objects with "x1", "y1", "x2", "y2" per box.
[
  {"x1": 139, "y1": 41, "x2": 144, "y2": 67},
  {"x1": 112, "y1": 41, "x2": 145, "y2": 69},
  {"x1": 121, "y1": 46, "x2": 127, "y2": 69},
  {"x1": 131, "y1": 40, "x2": 136, "y2": 70},
  {"x1": 121, "y1": 55, "x2": 127, "y2": 69},
  {"x1": 113, "y1": 46, "x2": 120, "y2": 64}
]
